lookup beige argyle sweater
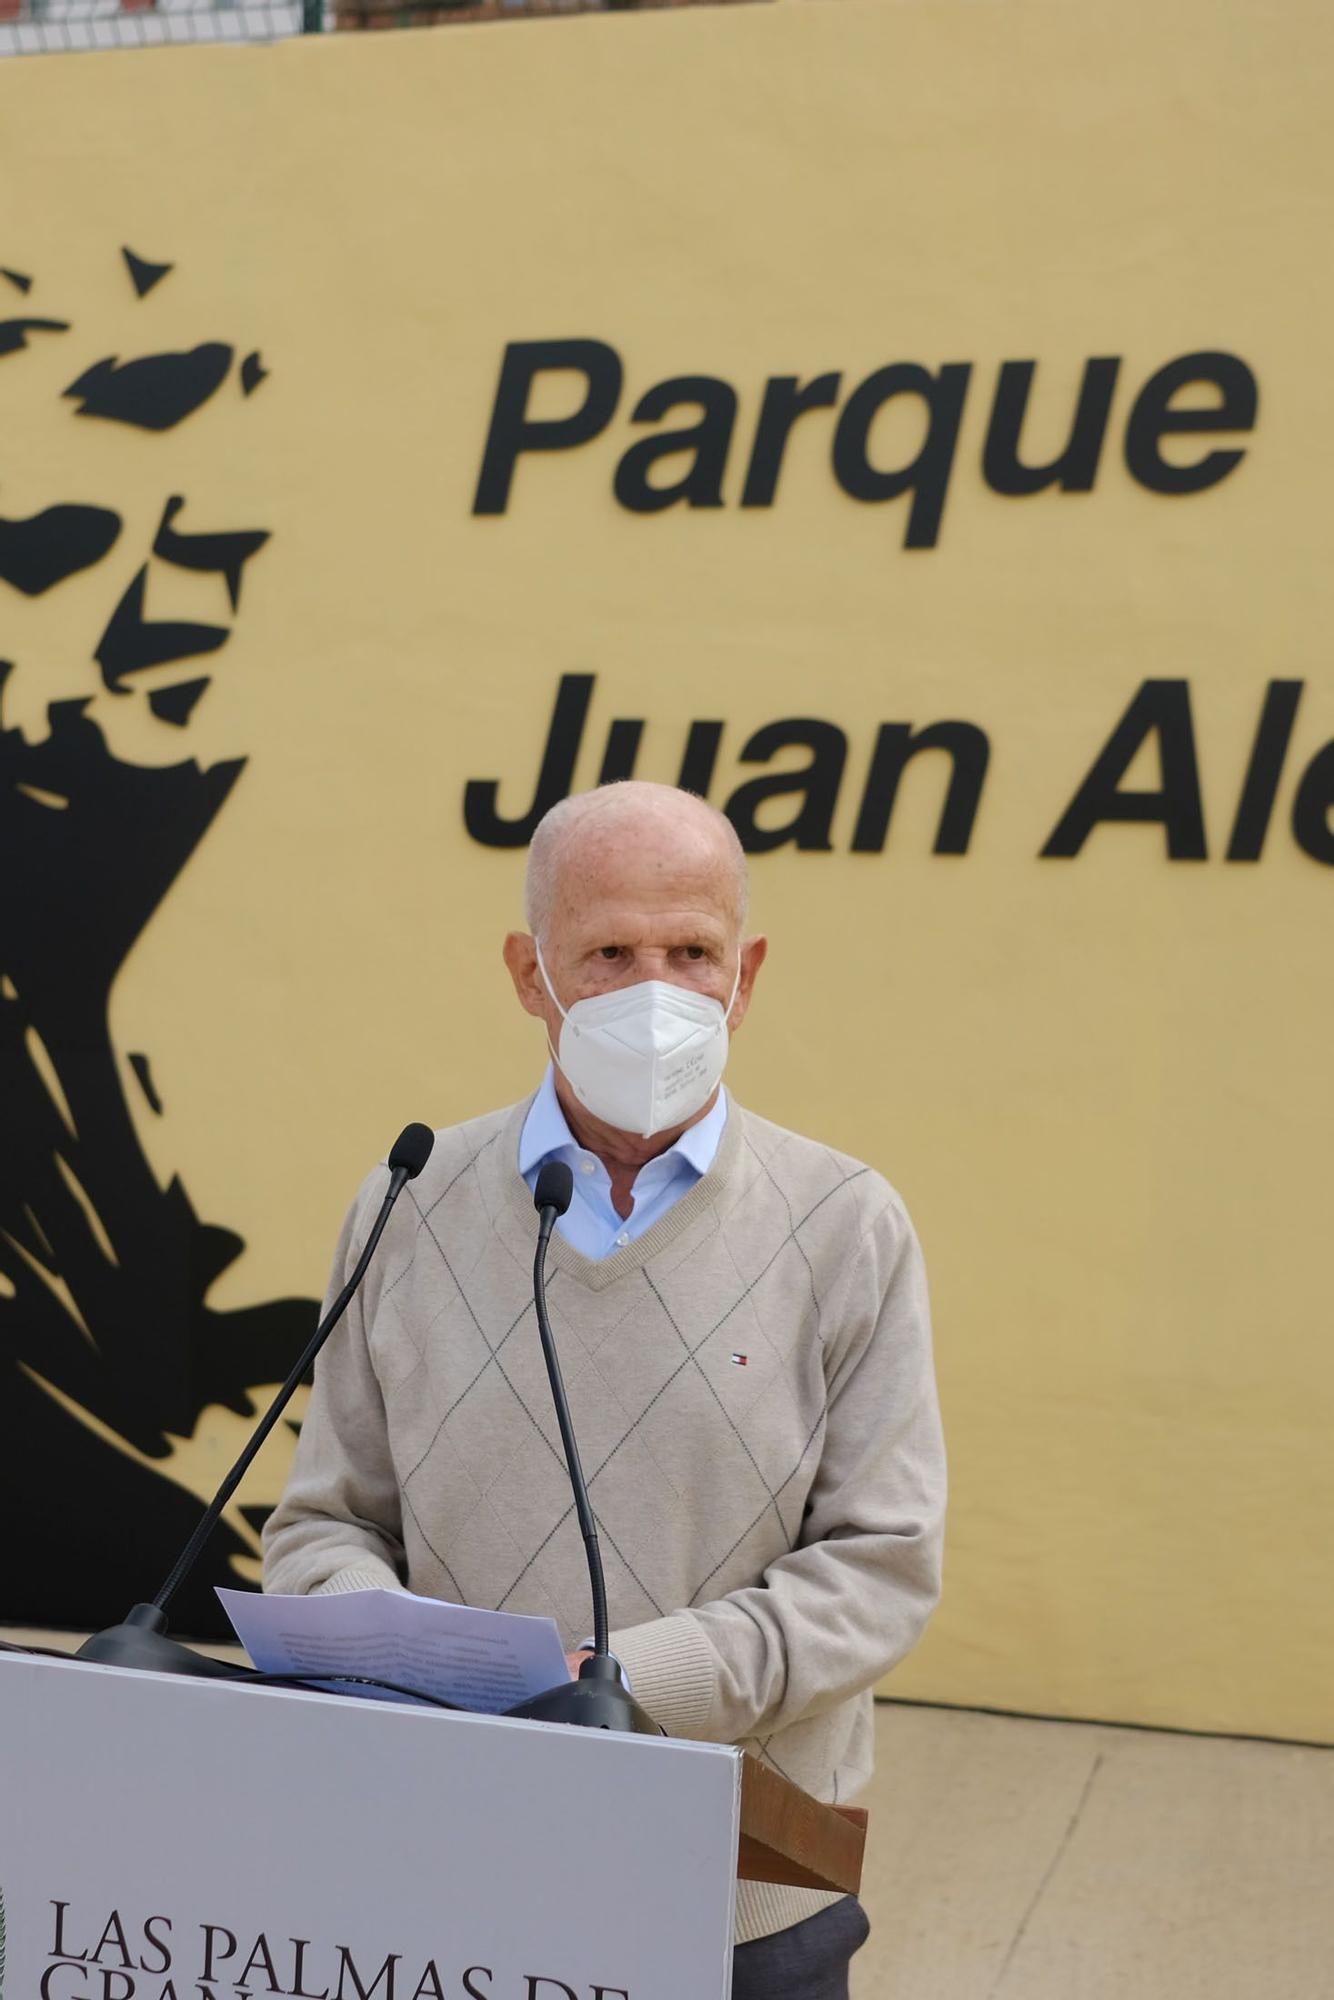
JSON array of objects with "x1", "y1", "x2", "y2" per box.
[{"x1": 262, "y1": 1096, "x2": 945, "y2": 1945}]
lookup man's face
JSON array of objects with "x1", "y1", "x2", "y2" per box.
[{"x1": 505, "y1": 808, "x2": 767, "y2": 1059}]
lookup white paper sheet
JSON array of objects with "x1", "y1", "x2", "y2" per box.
[{"x1": 217, "y1": 1587, "x2": 569, "y2": 1714}]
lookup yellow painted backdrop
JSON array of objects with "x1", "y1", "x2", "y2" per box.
[{"x1": 3, "y1": 0, "x2": 1331, "y2": 1740}]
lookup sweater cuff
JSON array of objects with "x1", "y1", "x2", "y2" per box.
[
  {"x1": 313, "y1": 1560, "x2": 405, "y2": 1596},
  {"x1": 609, "y1": 1610, "x2": 718, "y2": 1738}
]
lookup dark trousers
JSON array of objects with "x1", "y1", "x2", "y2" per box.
[{"x1": 731, "y1": 1898, "x2": 870, "y2": 2000}]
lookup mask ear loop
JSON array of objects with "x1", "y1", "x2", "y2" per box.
[
  {"x1": 723, "y1": 957, "x2": 742, "y2": 1030},
  {"x1": 534, "y1": 938, "x2": 568, "y2": 1020},
  {"x1": 534, "y1": 938, "x2": 573, "y2": 1076}
]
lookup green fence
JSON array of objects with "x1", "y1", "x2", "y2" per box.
[{"x1": 0, "y1": 0, "x2": 765, "y2": 57}]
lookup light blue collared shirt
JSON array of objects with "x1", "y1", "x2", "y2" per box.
[{"x1": 518, "y1": 1065, "x2": 728, "y2": 1261}]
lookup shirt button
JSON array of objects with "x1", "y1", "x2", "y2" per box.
[
  {"x1": 579, "y1": 1160, "x2": 596, "y2": 1176},
  {"x1": 615, "y1": 1232, "x2": 629, "y2": 1247}
]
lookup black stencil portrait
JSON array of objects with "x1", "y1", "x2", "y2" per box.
[{"x1": 1, "y1": 251, "x2": 316, "y2": 1635}]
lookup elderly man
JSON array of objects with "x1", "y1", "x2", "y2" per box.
[{"x1": 263, "y1": 780, "x2": 945, "y2": 2000}]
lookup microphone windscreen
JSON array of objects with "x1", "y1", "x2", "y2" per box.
[
  {"x1": 388, "y1": 1122, "x2": 435, "y2": 1180},
  {"x1": 534, "y1": 1159, "x2": 574, "y2": 1218}
]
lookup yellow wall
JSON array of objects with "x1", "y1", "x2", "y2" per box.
[{"x1": 3, "y1": 0, "x2": 1331, "y2": 1739}]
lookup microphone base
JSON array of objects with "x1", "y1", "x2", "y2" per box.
[
  {"x1": 77, "y1": 1603, "x2": 250, "y2": 1680},
  {"x1": 505, "y1": 1653, "x2": 664, "y2": 1736}
]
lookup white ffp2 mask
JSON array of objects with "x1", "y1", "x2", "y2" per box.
[{"x1": 536, "y1": 942, "x2": 739, "y2": 1139}]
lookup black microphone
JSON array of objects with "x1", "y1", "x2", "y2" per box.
[
  {"x1": 78, "y1": 1122, "x2": 436, "y2": 1680},
  {"x1": 505, "y1": 1160, "x2": 661, "y2": 1735}
]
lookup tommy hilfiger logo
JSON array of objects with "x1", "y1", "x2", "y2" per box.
[{"x1": 730, "y1": 1353, "x2": 748, "y2": 1367}]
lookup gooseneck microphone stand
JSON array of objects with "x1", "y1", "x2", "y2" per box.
[
  {"x1": 505, "y1": 1161, "x2": 662, "y2": 1735},
  {"x1": 77, "y1": 1123, "x2": 436, "y2": 1680}
]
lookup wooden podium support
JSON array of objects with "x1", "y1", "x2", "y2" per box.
[
  {"x1": 0, "y1": 1649, "x2": 863, "y2": 2000},
  {"x1": 737, "y1": 1754, "x2": 867, "y2": 1894}
]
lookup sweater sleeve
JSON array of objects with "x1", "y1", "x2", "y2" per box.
[
  {"x1": 610, "y1": 1193, "x2": 945, "y2": 1741},
  {"x1": 261, "y1": 1174, "x2": 408, "y2": 1598}
]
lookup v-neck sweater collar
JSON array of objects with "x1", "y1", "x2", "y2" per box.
[{"x1": 486, "y1": 1093, "x2": 749, "y2": 1294}]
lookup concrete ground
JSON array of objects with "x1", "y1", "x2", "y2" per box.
[
  {"x1": 6, "y1": 1631, "x2": 1332, "y2": 1998},
  {"x1": 855, "y1": 1702, "x2": 1333, "y2": 2000}
]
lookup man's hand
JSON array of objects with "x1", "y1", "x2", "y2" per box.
[{"x1": 565, "y1": 1649, "x2": 591, "y2": 1680}]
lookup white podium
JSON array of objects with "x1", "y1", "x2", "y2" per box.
[{"x1": 0, "y1": 1651, "x2": 865, "y2": 2000}]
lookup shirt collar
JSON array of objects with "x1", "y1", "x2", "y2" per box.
[{"x1": 518, "y1": 1064, "x2": 728, "y2": 1179}]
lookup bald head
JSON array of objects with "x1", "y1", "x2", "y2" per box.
[{"x1": 525, "y1": 782, "x2": 749, "y2": 943}]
